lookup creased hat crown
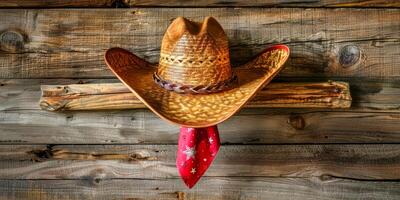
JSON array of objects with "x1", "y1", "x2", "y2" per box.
[{"x1": 156, "y1": 17, "x2": 233, "y2": 89}]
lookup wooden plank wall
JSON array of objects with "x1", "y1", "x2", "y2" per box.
[{"x1": 0, "y1": 1, "x2": 399, "y2": 199}]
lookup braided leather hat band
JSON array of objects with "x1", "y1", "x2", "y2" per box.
[{"x1": 153, "y1": 72, "x2": 238, "y2": 94}]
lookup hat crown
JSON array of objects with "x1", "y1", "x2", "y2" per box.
[{"x1": 156, "y1": 17, "x2": 232, "y2": 88}]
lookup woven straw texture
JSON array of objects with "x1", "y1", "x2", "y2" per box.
[
  {"x1": 105, "y1": 46, "x2": 289, "y2": 127},
  {"x1": 157, "y1": 17, "x2": 232, "y2": 87}
]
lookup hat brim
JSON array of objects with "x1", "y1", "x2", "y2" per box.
[{"x1": 104, "y1": 45, "x2": 289, "y2": 128}]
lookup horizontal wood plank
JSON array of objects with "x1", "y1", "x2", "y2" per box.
[
  {"x1": 2, "y1": 78, "x2": 398, "y2": 112},
  {"x1": 1, "y1": 144, "x2": 399, "y2": 180},
  {"x1": 0, "y1": 0, "x2": 114, "y2": 8},
  {"x1": 39, "y1": 82, "x2": 351, "y2": 111},
  {"x1": 0, "y1": 0, "x2": 399, "y2": 8},
  {"x1": 0, "y1": 8, "x2": 399, "y2": 78},
  {"x1": 2, "y1": 110, "x2": 400, "y2": 144},
  {"x1": 1, "y1": 177, "x2": 399, "y2": 200},
  {"x1": 0, "y1": 6, "x2": 399, "y2": 200},
  {"x1": 1, "y1": 79, "x2": 400, "y2": 144}
]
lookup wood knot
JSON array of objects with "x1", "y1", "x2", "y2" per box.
[
  {"x1": 338, "y1": 45, "x2": 360, "y2": 68},
  {"x1": 0, "y1": 30, "x2": 25, "y2": 52},
  {"x1": 112, "y1": 0, "x2": 129, "y2": 8},
  {"x1": 66, "y1": 115, "x2": 74, "y2": 121},
  {"x1": 93, "y1": 178, "x2": 102, "y2": 184},
  {"x1": 319, "y1": 174, "x2": 335, "y2": 182},
  {"x1": 175, "y1": 191, "x2": 185, "y2": 200},
  {"x1": 27, "y1": 145, "x2": 54, "y2": 162},
  {"x1": 288, "y1": 115, "x2": 305, "y2": 130}
]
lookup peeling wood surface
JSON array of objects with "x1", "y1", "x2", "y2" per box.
[
  {"x1": 0, "y1": 0, "x2": 399, "y2": 8},
  {"x1": 39, "y1": 82, "x2": 351, "y2": 111},
  {"x1": 0, "y1": 9, "x2": 399, "y2": 78},
  {"x1": 1, "y1": 144, "x2": 400, "y2": 180}
]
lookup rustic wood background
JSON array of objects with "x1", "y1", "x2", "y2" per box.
[{"x1": 0, "y1": 0, "x2": 399, "y2": 199}]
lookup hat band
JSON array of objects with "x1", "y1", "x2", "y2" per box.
[{"x1": 153, "y1": 72, "x2": 237, "y2": 94}]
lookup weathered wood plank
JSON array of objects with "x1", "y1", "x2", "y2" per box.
[
  {"x1": 3, "y1": 110, "x2": 400, "y2": 144},
  {"x1": 0, "y1": 79, "x2": 118, "y2": 111},
  {"x1": 0, "y1": 0, "x2": 114, "y2": 8},
  {"x1": 1, "y1": 144, "x2": 400, "y2": 179},
  {"x1": 0, "y1": 0, "x2": 399, "y2": 8},
  {"x1": 39, "y1": 82, "x2": 351, "y2": 111},
  {"x1": 1, "y1": 78, "x2": 399, "y2": 144},
  {"x1": 1, "y1": 177, "x2": 400, "y2": 200},
  {"x1": 0, "y1": 8, "x2": 398, "y2": 78},
  {"x1": 1, "y1": 78, "x2": 398, "y2": 112}
]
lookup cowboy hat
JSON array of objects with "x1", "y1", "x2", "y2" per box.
[{"x1": 104, "y1": 17, "x2": 289, "y2": 128}]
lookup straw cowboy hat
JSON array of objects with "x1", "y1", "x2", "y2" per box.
[{"x1": 104, "y1": 17, "x2": 289, "y2": 128}]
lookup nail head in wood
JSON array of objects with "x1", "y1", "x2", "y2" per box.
[
  {"x1": 338, "y1": 45, "x2": 360, "y2": 68},
  {"x1": 0, "y1": 30, "x2": 25, "y2": 52}
]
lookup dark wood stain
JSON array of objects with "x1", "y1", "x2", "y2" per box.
[{"x1": 27, "y1": 145, "x2": 156, "y2": 161}]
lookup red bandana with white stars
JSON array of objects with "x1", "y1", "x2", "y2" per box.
[{"x1": 176, "y1": 126, "x2": 220, "y2": 188}]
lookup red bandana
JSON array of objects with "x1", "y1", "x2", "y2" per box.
[{"x1": 176, "y1": 126, "x2": 220, "y2": 188}]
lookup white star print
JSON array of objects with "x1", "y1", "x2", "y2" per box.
[
  {"x1": 190, "y1": 168, "x2": 196, "y2": 174},
  {"x1": 182, "y1": 145, "x2": 196, "y2": 160},
  {"x1": 208, "y1": 137, "x2": 214, "y2": 144}
]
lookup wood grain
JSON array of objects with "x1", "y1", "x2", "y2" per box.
[
  {"x1": 1, "y1": 144, "x2": 400, "y2": 180},
  {"x1": 0, "y1": 8, "x2": 399, "y2": 78},
  {"x1": 0, "y1": 0, "x2": 399, "y2": 8},
  {"x1": 0, "y1": 0, "x2": 114, "y2": 8},
  {"x1": 3, "y1": 109, "x2": 400, "y2": 144},
  {"x1": 39, "y1": 82, "x2": 351, "y2": 111},
  {"x1": 1, "y1": 177, "x2": 399, "y2": 200},
  {"x1": 1, "y1": 79, "x2": 400, "y2": 144},
  {"x1": 0, "y1": 4, "x2": 399, "y2": 200},
  {"x1": 1, "y1": 78, "x2": 397, "y2": 112}
]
